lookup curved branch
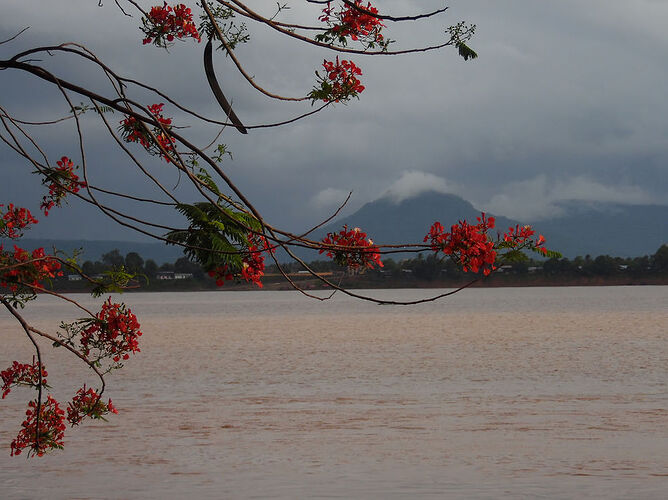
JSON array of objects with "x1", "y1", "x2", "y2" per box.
[
  {"x1": 203, "y1": 39, "x2": 247, "y2": 134},
  {"x1": 202, "y1": 0, "x2": 308, "y2": 103},
  {"x1": 223, "y1": 0, "x2": 458, "y2": 56},
  {"x1": 1, "y1": 298, "x2": 45, "y2": 452},
  {"x1": 337, "y1": 0, "x2": 449, "y2": 22}
]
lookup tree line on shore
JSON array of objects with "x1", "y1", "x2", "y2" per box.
[{"x1": 63, "y1": 244, "x2": 668, "y2": 290}]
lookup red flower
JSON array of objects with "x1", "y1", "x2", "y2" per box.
[
  {"x1": 10, "y1": 395, "x2": 66, "y2": 457},
  {"x1": 0, "y1": 245, "x2": 63, "y2": 293},
  {"x1": 141, "y1": 3, "x2": 201, "y2": 48},
  {"x1": 67, "y1": 385, "x2": 118, "y2": 426},
  {"x1": 1, "y1": 204, "x2": 38, "y2": 238},
  {"x1": 425, "y1": 213, "x2": 497, "y2": 275},
  {"x1": 318, "y1": 1, "x2": 388, "y2": 50},
  {"x1": 208, "y1": 233, "x2": 270, "y2": 288},
  {"x1": 79, "y1": 298, "x2": 142, "y2": 363},
  {"x1": 309, "y1": 57, "x2": 365, "y2": 103},
  {"x1": 120, "y1": 103, "x2": 175, "y2": 162},
  {"x1": 1, "y1": 358, "x2": 48, "y2": 399},
  {"x1": 502, "y1": 224, "x2": 549, "y2": 255},
  {"x1": 320, "y1": 225, "x2": 383, "y2": 270},
  {"x1": 39, "y1": 156, "x2": 86, "y2": 216}
]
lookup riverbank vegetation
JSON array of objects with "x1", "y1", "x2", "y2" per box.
[{"x1": 50, "y1": 244, "x2": 668, "y2": 292}]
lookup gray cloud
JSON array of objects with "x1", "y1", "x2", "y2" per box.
[
  {"x1": 481, "y1": 175, "x2": 658, "y2": 221},
  {"x1": 382, "y1": 171, "x2": 454, "y2": 203},
  {"x1": 2, "y1": 1, "x2": 668, "y2": 240}
]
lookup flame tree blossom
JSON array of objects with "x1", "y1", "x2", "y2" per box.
[
  {"x1": 309, "y1": 57, "x2": 365, "y2": 103},
  {"x1": 67, "y1": 385, "x2": 118, "y2": 426},
  {"x1": 78, "y1": 298, "x2": 143, "y2": 363},
  {"x1": 10, "y1": 395, "x2": 66, "y2": 457},
  {"x1": 320, "y1": 225, "x2": 383, "y2": 270},
  {"x1": 120, "y1": 103, "x2": 176, "y2": 162},
  {"x1": 141, "y1": 3, "x2": 201, "y2": 47},
  {"x1": 0, "y1": 204, "x2": 38, "y2": 239},
  {"x1": 425, "y1": 213, "x2": 553, "y2": 275},
  {"x1": 501, "y1": 224, "x2": 548, "y2": 256},
  {"x1": 1, "y1": 359, "x2": 48, "y2": 399},
  {"x1": 317, "y1": 1, "x2": 389, "y2": 50},
  {"x1": 39, "y1": 156, "x2": 86, "y2": 216},
  {"x1": 0, "y1": 245, "x2": 63, "y2": 293},
  {"x1": 208, "y1": 233, "x2": 271, "y2": 288},
  {"x1": 425, "y1": 214, "x2": 498, "y2": 276}
]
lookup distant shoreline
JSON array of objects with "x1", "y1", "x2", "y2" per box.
[{"x1": 47, "y1": 273, "x2": 668, "y2": 294}]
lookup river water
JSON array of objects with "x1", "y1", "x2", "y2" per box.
[{"x1": 1, "y1": 287, "x2": 667, "y2": 499}]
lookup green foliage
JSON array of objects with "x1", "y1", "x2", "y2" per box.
[
  {"x1": 71, "y1": 102, "x2": 114, "y2": 116},
  {"x1": 543, "y1": 249, "x2": 562, "y2": 259},
  {"x1": 90, "y1": 267, "x2": 136, "y2": 297},
  {"x1": 498, "y1": 248, "x2": 529, "y2": 263},
  {"x1": 199, "y1": 3, "x2": 250, "y2": 50},
  {"x1": 456, "y1": 42, "x2": 478, "y2": 61},
  {"x1": 166, "y1": 202, "x2": 259, "y2": 272},
  {"x1": 212, "y1": 143, "x2": 231, "y2": 163},
  {"x1": 447, "y1": 22, "x2": 478, "y2": 61}
]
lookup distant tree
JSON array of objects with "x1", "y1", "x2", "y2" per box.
[
  {"x1": 511, "y1": 260, "x2": 529, "y2": 274},
  {"x1": 381, "y1": 258, "x2": 399, "y2": 273},
  {"x1": 144, "y1": 259, "x2": 159, "y2": 278},
  {"x1": 591, "y1": 255, "x2": 616, "y2": 276},
  {"x1": 629, "y1": 255, "x2": 650, "y2": 274},
  {"x1": 82, "y1": 260, "x2": 105, "y2": 276},
  {"x1": 81, "y1": 260, "x2": 96, "y2": 277},
  {"x1": 159, "y1": 262, "x2": 175, "y2": 272},
  {"x1": 653, "y1": 244, "x2": 668, "y2": 272},
  {"x1": 412, "y1": 254, "x2": 443, "y2": 281},
  {"x1": 125, "y1": 252, "x2": 145, "y2": 273},
  {"x1": 174, "y1": 256, "x2": 204, "y2": 278},
  {"x1": 101, "y1": 249, "x2": 124, "y2": 269}
]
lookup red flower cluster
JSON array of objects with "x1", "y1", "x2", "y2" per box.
[
  {"x1": 40, "y1": 156, "x2": 86, "y2": 216},
  {"x1": 320, "y1": 225, "x2": 383, "y2": 270},
  {"x1": 321, "y1": 1, "x2": 384, "y2": 39},
  {"x1": 80, "y1": 298, "x2": 142, "y2": 363},
  {"x1": 0, "y1": 245, "x2": 63, "y2": 292},
  {"x1": 1, "y1": 204, "x2": 38, "y2": 239},
  {"x1": 1, "y1": 359, "x2": 48, "y2": 399},
  {"x1": 10, "y1": 395, "x2": 66, "y2": 457},
  {"x1": 67, "y1": 385, "x2": 118, "y2": 426},
  {"x1": 503, "y1": 224, "x2": 548, "y2": 255},
  {"x1": 310, "y1": 57, "x2": 365, "y2": 103},
  {"x1": 207, "y1": 234, "x2": 269, "y2": 288},
  {"x1": 240, "y1": 235, "x2": 267, "y2": 288},
  {"x1": 141, "y1": 3, "x2": 201, "y2": 47},
  {"x1": 425, "y1": 214, "x2": 497, "y2": 276},
  {"x1": 208, "y1": 266, "x2": 234, "y2": 287},
  {"x1": 318, "y1": 1, "x2": 387, "y2": 49},
  {"x1": 120, "y1": 103, "x2": 175, "y2": 162}
]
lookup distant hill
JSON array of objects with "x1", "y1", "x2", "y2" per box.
[
  {"x1": 530, "y1": 201, "x2": 668, "y2": 258},
  {"x1": 7, "y1": 194, "x2": 667, "y2": 263},
  {"x1": 3, "y1": 239, "x2": 183, "y2": 265},
  {"x1": 315, "y1": 192, "x2": 668, "y2": 258},
  {"x1": 313, "y1": 192, "x2": 517, "y2": 248}
]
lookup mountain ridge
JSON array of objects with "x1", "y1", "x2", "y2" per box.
[
  {"x1": 316, "y1": 191, "x2": 668, "y2": 258},
  {"x1": 6, "y1": 192, "x2": 667, "y2": 262}
]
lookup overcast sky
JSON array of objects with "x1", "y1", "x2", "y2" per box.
[{"x1": 1, "y1": 0, "x2": 667, "y2": 241}]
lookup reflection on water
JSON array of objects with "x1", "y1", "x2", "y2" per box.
[{"x1": 1, "y1": 287, "x2": 667, "y2": 498}]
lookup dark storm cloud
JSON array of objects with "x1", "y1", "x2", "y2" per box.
[{"x1": 1, "y1": 1, "x2": 667, "y2": 240}]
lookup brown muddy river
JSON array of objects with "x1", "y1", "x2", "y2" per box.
[{"x1": 1, "y1": 287, "x2": 667, "y2": 498}]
